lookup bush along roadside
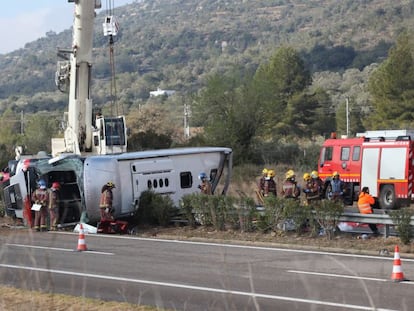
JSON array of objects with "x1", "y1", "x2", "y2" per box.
[
  {"x1": 389, "y1": 208, "x2": 414, "y2": 245},
  {"x1": 178, "y1": 193, "x2": 346, "y2": 240},
  {"x1": 136, "y1": 192, "x2": 412, "y2": 245}
]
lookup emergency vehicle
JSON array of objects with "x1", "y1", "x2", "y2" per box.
[{"x1": 318, "y1": 130, "x2": 414, "y2": 209}]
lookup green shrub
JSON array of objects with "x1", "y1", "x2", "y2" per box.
[
  {"x1": 255, "y1": 196, "x2": 285, "y2": 233},
  {"x1": 282, "y1": 200, "x2": 312, "y2": 234},
  {"x1": 135, "y1": 190, "x2": 175, "y2": 226},
  {"x1": 179, "y1": 194, "x2": 199, "y2": 228},
  {"x1": 232, "y1": 196, "x2": 256, "y2": 232},
  {"x1": 389, "y1": 208, "x2": 413, "y2": 245},
  {"x1": 312, "y1": 200, "x2": 344, "y2": 240}
]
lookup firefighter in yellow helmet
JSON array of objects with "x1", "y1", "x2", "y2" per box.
[
  {"x1": 264, "y1": 169, "x2": 277, "y2": 197},
  {"x1": 281, "y1": 169, "x2": 300, "y2": 199},
  {"x1": 99, "y1": 181, "x2": 115, "y2": 221},
  {"x1": 328, "y1": 171, "x2": 345, "y2": 202},
  {"x1": 302, "y1": 173, "x2": 312, "y2": 199},
  {"x1": 303, "y1": 170, "x2": 323, "y2": 204}
]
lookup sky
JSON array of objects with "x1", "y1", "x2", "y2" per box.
[{"x1": 0, "y1": 0, "x2": 133, "y2": 54}]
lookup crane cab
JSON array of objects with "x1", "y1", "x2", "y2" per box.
[{"x1": 93, "y1": 115, "x2": 127, "y2": 155}]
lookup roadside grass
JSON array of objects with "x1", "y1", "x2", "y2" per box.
[{"x1": 0, "y1": 285, "x2": 165, "y2": 311}]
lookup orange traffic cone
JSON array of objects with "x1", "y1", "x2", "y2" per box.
[
  {"x1": 77, "y1": 223, "x2": 88, "y2": 251},
  {"x1": 391, "y1": 245, "x2": 405, "y2": 282}
]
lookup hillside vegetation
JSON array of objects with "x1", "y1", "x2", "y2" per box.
[{"x1": 0, "y1": 0, "x2": 413, "y2": 166}]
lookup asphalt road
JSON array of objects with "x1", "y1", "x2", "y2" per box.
[{"x1": 0, "y1": 230, "x2": 413, "y2": 310}]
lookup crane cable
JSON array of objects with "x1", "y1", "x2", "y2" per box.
[{"x1": 105, "y1": 0, "x2": 123, "y2": 117}]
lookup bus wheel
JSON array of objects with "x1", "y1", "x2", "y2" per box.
[{"x1": 379, "y1": 185, "x2": 397, "y2": 210}]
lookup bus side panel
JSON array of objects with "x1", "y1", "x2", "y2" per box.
[{"x1": 84, "y1": 157, "x2": 120, "y2": 222}]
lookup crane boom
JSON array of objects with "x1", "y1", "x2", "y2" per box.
[{"x1": 53, "y1": 0, "x2": 127, "y2": 156}]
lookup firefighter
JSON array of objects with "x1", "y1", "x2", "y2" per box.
[
  {"x1": 264, "y1": 169, "x2": 277, "y2": 197},
  {"x1": 302, "y1": 173, "x2": 312, "y2": 203},
  {"x1": 304, "y1": 171, "x2": 323, "y2": 204},
  {"x1": 198, "y1": 172, "x2": 212, "y2": 195},
  {"x1": 329, "y1": 171, "x2": 345, "y2": 202},
  {"x1": 48, "y1": 182, "x2": 61, "y2": 231},
  {"x1": 281, "y1": 169, "x2": 300, "y2": 199},
  {"x1": 357, "y1": 187, "x2": 380, "y2": 236},
  {"x1": 256, "y1": 168, "x2": 268, "y2": 204},
  {"x1": 99, "y1": 181, "x2": 115, "y2": 220},
  {"x1": 31, "y1": 179, "x2": 49, "y2": 232}
]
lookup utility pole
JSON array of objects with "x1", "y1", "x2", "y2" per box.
[
  {"x1": 184, "y1": 104, "x2": 190, "y2": 139},
  {"x1": 346, "y1": 97, "x2": 350, "y2": 137},
  {"x1": 20, "y1": 110, "x2": 24, "y2": 135}
]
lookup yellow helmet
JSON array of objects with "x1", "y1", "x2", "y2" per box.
[
  {"x1": 285, "y1": 169, "x2": 295, "y2": 179},
  {"x1": 303, "y1": 173, "x2": 311, "y2": 181},
  {"x1": 106, "y1": 181, "x2": 115, "y2": 188},
  {"x1": 311, "y1": 170, "x2": 319, "y2": 178},
  {"x1": 332, "y1": 171, "x2": 339, "y2": 177},
  {"x1": 262, "y1": 168, "x2": 268, "y2": 175},
  {"x1": 267, "y1": 169, "x2": 275, "y2": 178}
]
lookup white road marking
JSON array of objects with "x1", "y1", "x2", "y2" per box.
[
  {"x1": 289, "y1": 270, "x2": 414, "y2": 285},
  {"x1": 58, "y1": 233, "x2": 414, "y2": 262},
  {"x1": 288, "y1": 270, "x2": 388, "y2": 282},
  {"x1": 5, "y1": 243, "x2": 114, "y2": 255},
  {"x1": 0, "y1": 263, "x2": 398, "y2": 311}
]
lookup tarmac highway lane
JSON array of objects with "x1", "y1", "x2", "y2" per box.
[{"x1": 0, "y1": 230, "x2": 413, "y2": 310}]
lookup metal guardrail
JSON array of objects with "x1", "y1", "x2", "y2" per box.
[{"x1": 338, "y1": 211, "x2": 414, "y2": 238}]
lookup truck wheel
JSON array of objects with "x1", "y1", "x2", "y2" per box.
[{"x1": 379, "y1": 185, "x2": 397, "y2": 210}]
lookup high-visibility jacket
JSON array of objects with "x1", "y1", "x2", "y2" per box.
[{"x1": 357, "y1": 192, "x2": 374, "y2": 214}]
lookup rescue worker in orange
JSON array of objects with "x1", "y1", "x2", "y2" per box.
[
  {"x1": 357, "y1": 187, "x2": 380, "y2": 236},
  {"x1": 281, "y1": 169, "x2": 300, "y2": 199},
  {"x1": 31, "y1": 179, "x2": 49, "y2": 232},
  {"x1": 264, "y1": 169, "x2": 277, "y2": 197},
  {"x1": 198, "y1": 172, "x2": 212, "y2": 195},
  {"x1": 48, "y1": 182, "x2": 61, "y2": 231},
  {"x1": 100, "y1": 181, "x2": 115, "y2": 220}
]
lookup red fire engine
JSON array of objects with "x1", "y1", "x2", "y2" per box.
[{"x1": 318, "y1": 130, "x2": 414, "y2": 209}]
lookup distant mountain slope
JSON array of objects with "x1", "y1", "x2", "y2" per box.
[{"x1": 0, "y1": 0, "x2": 412, "y2": 111}]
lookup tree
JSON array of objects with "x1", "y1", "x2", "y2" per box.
[
  {"x1": 253, "y1": 46, "x2": 333, "y2": 139},
  {"x1": 22, "y1": 113, "x2": 59, "y2": 154},
  {"x1": 192, "y1": 72, "x2": 262, "y2": 163},
  {"x1": 285, "y1": 89, "x2": 335, "y2": 137},
  {"x1": 367, "y1": 32, "x2": 414, "y2": 129}
]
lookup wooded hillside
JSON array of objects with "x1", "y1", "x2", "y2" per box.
[{"x1": 0, "y1": 0, "x2": 413, "y2": 165}]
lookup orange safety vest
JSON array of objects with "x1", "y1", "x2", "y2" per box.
[{"x1": 357, "y1": 192, "x2": 374, "y2": 214}]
